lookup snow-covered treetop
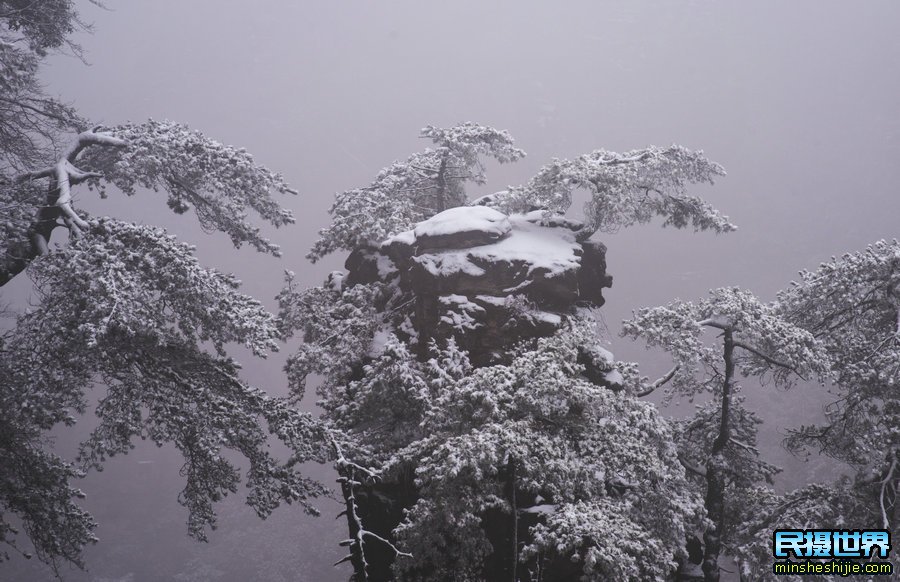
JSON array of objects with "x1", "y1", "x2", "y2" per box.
[
  {"x1": 730, "y1": 481, "x2": 873, "y2": 582},
  {"x1": 364, "y1": 318, "x2": 703, "y2": 580},
  {"x1": 310, "y1": 130, "x2": 734, "y2": 264},
  {"x1": 776, "y1": 240, "x2": 900, "y2": 463},
  {"x1": 621, "y1": 287, "x2": 830, "y2": 399},
  {"x1": 308, "y1": 122, "x2": 525, "y2": 261},
  {"x1": 420, "y1": 122, "x2": 525, "y2": 167},
  {"x1": 488, "y1": 145, "x2": 734, "y2": 240}
]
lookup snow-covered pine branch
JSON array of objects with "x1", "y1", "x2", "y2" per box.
[
  {"x1": 1, "y1": 217, "x2": 330, "y2": 560},
  {"x1": 78, "y1": 119, "x2": 297, "y2": 254},
  {"x1": 1, "y1": 120, "x2": 298, "y2": 286},
  {"x1": 777, "y1": 240, "x2": 900, "y2": 463},
  {"x1": 622, "y1": 287, "x2": 830, "y2": 400},
  {"x1": 487, "y1": 144, "x2": 734, "y2": 241}
]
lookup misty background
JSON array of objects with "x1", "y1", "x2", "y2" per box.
[{"x1": 3, "y1": 0, "x2": 900, "y2": 580}]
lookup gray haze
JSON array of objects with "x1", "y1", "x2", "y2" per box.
[{"x1": 5, "y1": 0, "x2": 900, "y2": 580}]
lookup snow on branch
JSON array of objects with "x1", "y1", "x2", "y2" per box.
[
  {"x1": 623, "y1": 287, "x2": 830, "y2": 399},
  {"x1": 879, "y1": 459, "x2": 896, "y2": 529},
  {"x1": 27, "y1": 218, "x2": 282, "y2": 357},
  {"x1": 76, "y1": 119, "x2": 297, "y2": 255},
  {"x1": 13, "y1": 127, "x2": 126, "y2": 240},
  {"x1": 635, "y1": 365, "x2": 680, "y2": 397},
  {"x1": 488, "y1": 144, "x2": 734, "y2": 241}
]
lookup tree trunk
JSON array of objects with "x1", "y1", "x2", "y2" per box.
[
  {"x1": 435, "y1": 149, "x2": 448, "y2": 213},
  {"x1": 702, "y1": 329, "x2": 734, "y2": 582},
  {"x1": 337, "y1": 469, "x2": 369, "y2": 581},
  {"x1": 0, "y1": 180, "x2": 61, "y2": 286},
  {"x1": 510, "y1": 458, "x2": 518, "y2": 582}
]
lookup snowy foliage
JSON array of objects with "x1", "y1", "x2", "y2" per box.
[
  {"x1": 622, "y1": 287, "x2": 831, "y2": 580},
  {"x1": 0, "y1": 337, "x2": 97, "y2": 570},
  {"x1": 79, "y1": 119, "x2": 297, "y2": 255},
  {"x1": 310, "y1": 316, "x2": 702, "y2": 580},
  {"x1": 524, "y1": 499, "x2": 679, "y2": 581},
  {"x1": 0, "y1": 218, "x2": 329, "y2": 565},
  {"x1": 28, "y1": 219, "x2": 282, "y2": 356},
  {"x1": 622, "y1": 287, "x2": 830, "y2": 400},
  {"x1": 0, "y1": 179, "x2": 42, "y2": 257},
  {"x1": 0, "y1": 13, "x2": 327, "y2": 565},
  {"x1": 0, "y1": 0, "x2": 86, "y2": 172},
  {"x1": 0, "y1": 0, "x2": 80, "y2": 54},
  {"x1": 729, "y1": 482, "x2": 878, "y2": 581},
  {"x1": 308, "y1": 122, "x2": 525, "y2": 261},
  {"x1": 277, "y1": 272, "x2": 391, "y2": 400},
  {"x1": 765, "y1": 240, "x2": 900, "y2": 571},
  {"x1": 674, "y1": 396, "x2": 780, "y2": 491},
  {"x1": 777, "y1": 241, "x2": 900, "y2": 465},
  {"x1": 488, "y1": 145, "x2": 734, "y2": 240}
]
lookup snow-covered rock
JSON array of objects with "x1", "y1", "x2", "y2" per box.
[
  {"x1": 343, "y1": 205, "x2": 613, "y2": 365},
  {"x1": 410, "y1": 205, "x2": 511, "y2": 251}
]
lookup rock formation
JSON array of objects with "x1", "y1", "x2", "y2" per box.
[{"x1": 345, "y1": 206, "x2": 614, "y2": 369}]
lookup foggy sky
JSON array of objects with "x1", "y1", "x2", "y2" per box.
[{"x1": 6, "y1": 1, "x2": 900, "y2": 580}]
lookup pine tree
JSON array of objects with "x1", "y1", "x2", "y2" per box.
[
  {"x1": 0, "y1": 5, "x2": 327, "y2": 571},
  {"x1": 727, "y1": 240, "x2": 900, "y2": 580},
  {"x1": 621, "y1": 287, "x2": 830, "y2": 582}
]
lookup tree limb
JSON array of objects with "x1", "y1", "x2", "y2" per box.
[
  {"x1": 1, "y1": 128, "x2": 127, "y2": 286},
  {"x1": 731, "y1": 340, "x2": 806, "y2": 380},
  {"x1": 637, "y1": 365, "x2": 680, "y2": 397}
]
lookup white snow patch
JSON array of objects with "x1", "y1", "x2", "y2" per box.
[
  {"x1": 325, "y1": 271, "x2": 344, "y2": 292},
  {"x1": 521, "y1": 209, "x2": 584, "y2": 231},
  {"x1": 530, "y1": 311, "x2": 562, "y2": 326},
  {"x1": 521, "y1": 504, "x2": 557, "y2": 515},
  {"x1": 414, "y1": 253, "x2": 487, "y2": 277},
  {"x1": 470, "y1": 214, "x2": 580, "y2": 275},
  {"x1": 603, "y1": 369, "x2": 624, "y2": 386},
  {"x1": 385, "y1": 229, "x2": 415, "y2": 246},
  {"x1": 439, "y1": 294, "x2": 485, "y2": 331},
  {"x1": 439, "y1": 294, "x2": 486, "y2": 311},
  {"x1": 413, "y1": 205, "x2": 511, "y2": 240},
  {"x1": 590, "y1": 346, "x2": 615, "y2": 366},
  {"x1": 474, "y1": 294, "x2": 506, "y2": 306},
  {"x1": 369, "y1": 328, "x2": 392, "y2": 356},
  {"x1": 398, "y1": 316, "x2": 418, "y2": 343},
  {"x1": 412, "y1": 213, "x2": 581, "y2": 279},
  {"x1": 470, "y1": 190, "x2": 507, "y2": 206},
  {"x1": 375, "y1": 254, "x2": 397, "y2": 278}
]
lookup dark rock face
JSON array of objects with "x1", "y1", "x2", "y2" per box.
[
  {"x1": 344, "y1": 207, "x2": 613, "y2": 366},
  {"x1": 577, "y1": 241, "x2": 614, "y2": 306}
]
